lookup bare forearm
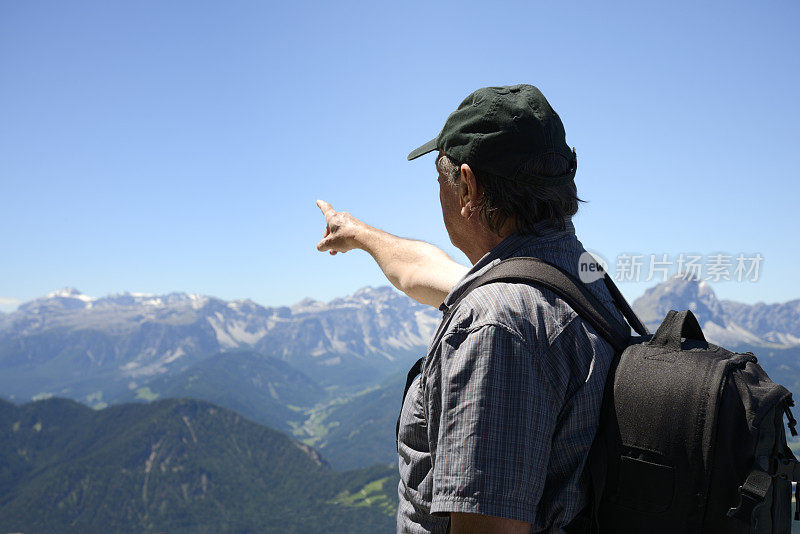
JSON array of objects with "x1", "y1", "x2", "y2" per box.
[
  {"x1": 316, "y1": 200, "x2": 466, "y2": 308},
  {"x1": 357, "y1": 225, "x2": 466, "y2": 307}
]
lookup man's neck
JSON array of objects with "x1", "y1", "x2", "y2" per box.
[
  {"x1": 462, "y1": 221, "x2": 517, "y2": 265},
  {"x1": 463, "y1": 234, "x2": 502, "y2": 264}
]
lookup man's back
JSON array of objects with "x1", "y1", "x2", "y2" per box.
[
  {"x1": 397, "y1": 223, "x2": 623, "y2": 533},
  {"x1": 317, "y1": 83, "x2": 611, "y2": 532}
]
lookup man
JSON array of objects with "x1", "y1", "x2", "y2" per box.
[{"x1": 316, "y1": 85, "x2": 623, "y2": 533}]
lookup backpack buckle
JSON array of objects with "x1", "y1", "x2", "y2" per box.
[{"x1": 727, "y1": 484, "x2": 765, "y2": 522}]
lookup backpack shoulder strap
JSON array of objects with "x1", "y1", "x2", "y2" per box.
[
  {"x1": 453, "y1": 257, "x2": 635, "y2": 352},
  {"x1": 600, "y1": 270, "x2": 650, "y2": 337},
  {"x1": 396, "y1": 255, "x2": 646, "y2": 448}
]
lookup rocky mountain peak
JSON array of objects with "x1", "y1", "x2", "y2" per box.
[
  {"x1": 290, "y1": 297, "x2": 327, "y2": 314},
  {"x1": 21, "y1": 287, "x2": 97, "y2": 314},
  {"x1": 47, "y1": 287, "x2": 87, "y2": 299},
  {"x1": 352, "y1": 286, "x2": 395, "y2": 298},
  {"x1": 632, "y1": 275, "x2": 726, "y2": 328},
  {"x1": 631, "y1": 276, "x2": 800, "y2": 348}
]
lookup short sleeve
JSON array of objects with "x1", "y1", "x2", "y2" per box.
[{"x1": 425, "y1": 322, "x2": 559, "y2": 523}]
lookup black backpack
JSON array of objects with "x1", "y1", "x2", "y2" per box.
[{"x1": 397, "y1": 256, "x2": 799, "y2": 533}]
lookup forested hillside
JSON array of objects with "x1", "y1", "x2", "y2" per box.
[{"x1": 0, "y1": 397, "x2": 397, "y2": 533}]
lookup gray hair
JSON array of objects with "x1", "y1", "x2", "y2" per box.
[{"x1": 436, "y1": 154, "x2": 582, "y2": 236}]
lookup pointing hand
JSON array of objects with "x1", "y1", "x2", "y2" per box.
[{"x1": 316, "y1": 200, "x2": 366, "y2": 256}]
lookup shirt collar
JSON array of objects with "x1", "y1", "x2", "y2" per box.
[{"x1": 439, "y1": 218, "x2": 576, "y2": 313}]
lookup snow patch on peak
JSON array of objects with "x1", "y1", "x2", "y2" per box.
[
  {"x1": 47, "y1": 287, "x2": 96, "y2": 302},
  {"x1": 292, "y1": 297, "x2": 327, "y2": 313},
  {"x1": 327, "y1": 285, "x2": 408, "y2": 310},
  {"x1": 187, "y1": 294, "x2": 209, "y2": 309},
  {"x1": 353, "y1": 286, "x2": 395, "y2": 297},
  {"x1": 228, "y1": 299, "x2": 257, "y2": 309},
  {"x1": 702, "y1": 321, "x2": 764, "y2": 347}
]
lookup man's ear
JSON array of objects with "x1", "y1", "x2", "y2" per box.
[{"x1": 459, "y1": 163, "x2": 480, "y2": 218}]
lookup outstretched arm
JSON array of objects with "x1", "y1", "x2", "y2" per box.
[{"x1": 316, "y1": 200, "x2": 467, "y2": 308}]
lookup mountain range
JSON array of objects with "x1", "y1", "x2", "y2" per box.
[
  {"x1": 0, "y1": 286, "x2": 438, "y2": 403},
  {"x1": 1, "y1": 278, "x2": 799, "y2": 530},
  {"x1": 632, "y1": 275, "x2": 800, "y2": 348},
  {"x1": 1, "y1": 278, "x2": 799, "y2": 472}
]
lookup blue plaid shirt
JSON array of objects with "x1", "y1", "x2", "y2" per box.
[{"x1": 396, "y1": 221, "x2": 623, "y2": 533}]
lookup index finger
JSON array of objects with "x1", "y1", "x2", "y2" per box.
[{"x1": 316, "y1": 199, "x2": 335, "y2": 219}]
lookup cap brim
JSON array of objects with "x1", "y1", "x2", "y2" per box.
[{"x1": 407, "y1": 138, "x2": 438, "y2": 161}]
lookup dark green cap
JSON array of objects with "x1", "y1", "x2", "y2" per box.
[{"x1": 407, "y1": 84, "x2": 577, "y2": 185}]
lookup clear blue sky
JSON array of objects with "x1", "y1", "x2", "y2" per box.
[{"x1": 1, "y1": 0, "x2": 798, "y2": 311}]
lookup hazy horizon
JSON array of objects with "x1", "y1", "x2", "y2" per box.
[{"x1": 1, "y1": 273, "x2": 794, "y2": 315}]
